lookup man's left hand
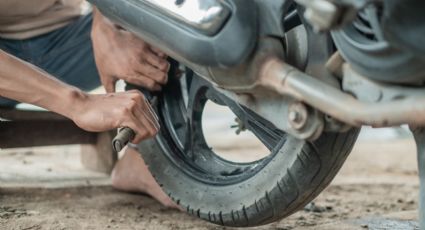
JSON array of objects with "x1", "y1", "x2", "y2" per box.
[{"x1": 91, "y1": 8, "x2": 170, "y2": 93}]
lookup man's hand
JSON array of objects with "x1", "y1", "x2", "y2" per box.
[
  {"x1": 91, "y1": 8, "x2": 170, "y2": 93},
  {"x1": 71, "y1": 90, "x2": 159, "y2": 143},
  {"x1": 0, "y1": 50, "x2": 159, "y2": 143}
]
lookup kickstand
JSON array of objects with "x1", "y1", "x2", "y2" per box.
[{"x1": 411, "y1": 127, "x2": 425, "y2": 229}]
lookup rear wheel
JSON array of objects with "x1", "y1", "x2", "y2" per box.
[
  {"x1": 137, "y1": 64, "x2": 359, "y2": 227},
  {"x1": 136, "y1": 4, "x2": 360, "y2": 226}
]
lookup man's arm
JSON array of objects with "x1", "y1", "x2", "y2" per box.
[{"x1": 0, "y1": 50, "x2": 159, "y2": 143}]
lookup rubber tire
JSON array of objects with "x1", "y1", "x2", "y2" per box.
[{"x1": 138, "y1": 127, "x2": 359, "y2": 227}]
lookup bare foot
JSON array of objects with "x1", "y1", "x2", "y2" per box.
[{"x1": 111, "y1": 147, "x2": 180, "y2": 209}]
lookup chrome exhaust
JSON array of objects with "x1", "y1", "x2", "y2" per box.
[{"x1": 143, "y1": 0, "x2": 230, "y2": 36}]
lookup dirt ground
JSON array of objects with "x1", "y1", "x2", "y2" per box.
[{"x1": 0, "y1": 127, "x2": 421, "y2": 230}]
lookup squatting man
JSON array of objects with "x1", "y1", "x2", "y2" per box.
[{"x1": 0, "y1": 0, "x2": 178, "y2": 208}]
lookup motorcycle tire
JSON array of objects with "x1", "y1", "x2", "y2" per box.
[{"x1": 136, "y1": 64, "x2": 360, "y2": 227}]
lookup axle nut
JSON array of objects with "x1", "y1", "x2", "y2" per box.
[{"x1": 288, "y1": 102, "x2": 308, "y2": 130}]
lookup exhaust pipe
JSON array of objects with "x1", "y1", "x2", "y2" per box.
[{"x1": 259, "y1": 57, "x2": 425, "y2": 128}]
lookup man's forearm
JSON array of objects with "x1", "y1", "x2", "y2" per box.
[
  {"x1": 91, "y1": 7, "x2": 117, "y2": 40},
  {"x1": 0, "y1": 50, "x2": 85, "y2": 119}
]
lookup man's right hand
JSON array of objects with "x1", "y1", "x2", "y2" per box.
[
  {"x1": 71, "y1": 90, "x2": 159, "y2": 143},
  {"x1": 0, "y1": 50, "x2": 158, "y2": 144}
]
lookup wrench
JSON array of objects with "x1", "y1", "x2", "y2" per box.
[{"x1": 112, "y1": 96, "x2": 158, "y2": 152}]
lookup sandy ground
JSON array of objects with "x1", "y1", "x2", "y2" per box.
[{"x1": 0, "y1": 105, "x2": 421, "y2": 230}]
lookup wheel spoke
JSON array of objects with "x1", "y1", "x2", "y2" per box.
[
  {"x1": 283, "y1": 9, "x2": 302, "y2": 32},
  {"x1": 205, "y1": 83, "x2": 284, "y2": 150},
  {"x1": 182, "y1": 76, "x2": 209, "y2": 160},
  {"x1": 160, "y1": 68, "x2": 286, "y2": 180}
]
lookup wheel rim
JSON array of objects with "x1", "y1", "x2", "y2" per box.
[{"x1": 155, "y1": 63, "x2": 287, "y2": 186}]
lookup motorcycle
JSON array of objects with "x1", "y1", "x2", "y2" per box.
[{"x1": 89, "y1": 0, "x2": 425, "y2": 227}]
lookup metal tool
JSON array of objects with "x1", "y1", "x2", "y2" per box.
[
  {"x1": 111, "y1": 96, "x2": 158, "y2": 152},
  {"x1": 112, "y1": 127, "x2": 136, "y2": 152}
]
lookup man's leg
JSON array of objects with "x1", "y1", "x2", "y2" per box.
[
  {"x1": 0, "y1": 15, "x2": 100, "y2": 106},
  {"x1": 111, "y1": 147, "x2": 179, "y2": 208},
  {"x1": 30, "y1": 14, "x2": 101, "y2": 91}
]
